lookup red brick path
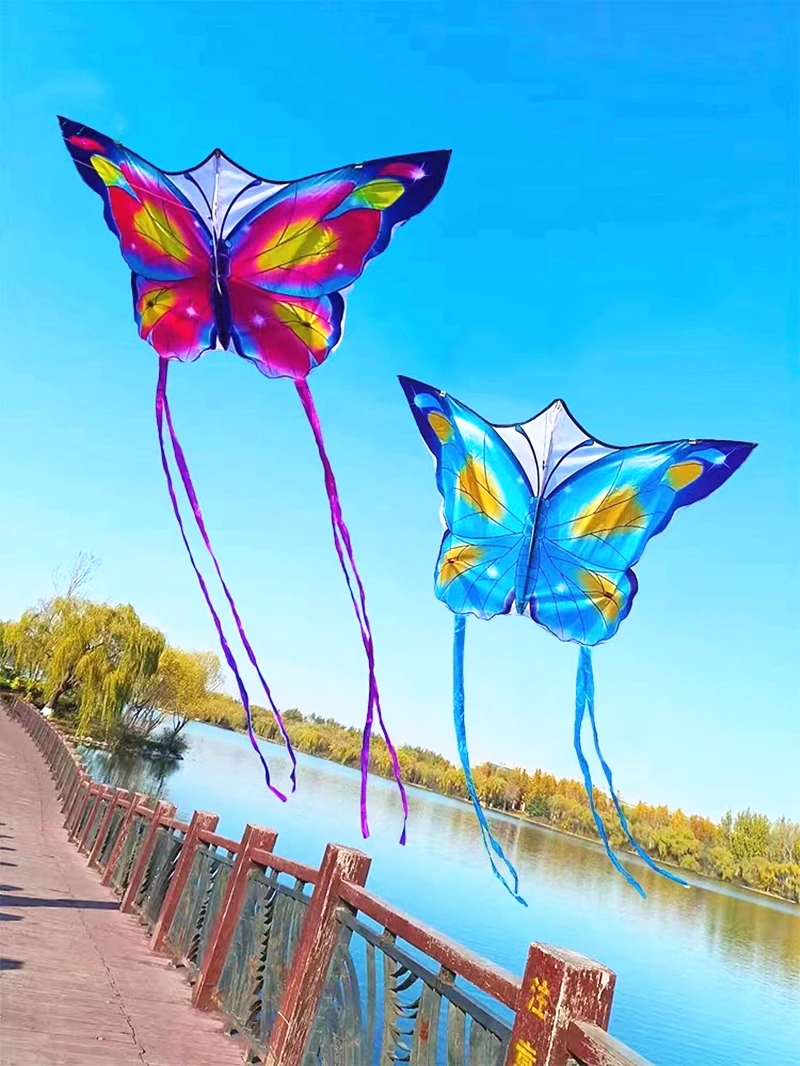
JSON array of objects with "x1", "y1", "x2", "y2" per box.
[{"x1": 0, "y1": 708, "x2": 244, "y2": 1066}]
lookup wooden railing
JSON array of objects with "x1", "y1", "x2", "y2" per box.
[{"x1": 3, "y1": 695, "x2": 655, "y2": 1066}]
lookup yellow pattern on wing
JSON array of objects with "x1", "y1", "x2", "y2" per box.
[
  {"x1": 133, "y1": 202, "x2": 191, "y2": 263},
  {"x1": 437, "y1": 544, "x2": 484, "y2": 585},
  {"x1": 570, "y1": 487, "x2": 646, "y2": 539},
  {"x1": 256, "y1": 221, "x2": 337, "y2": 273},
  {"x1": 456, "y1": 456, "x2": 504, "y2": 521},
  {"x1": 665, "y1": 460, "x2": 704, "y2": 490},
  {"x1": 353, "y1": 179, "x2": 405, "y2": 209},
  {"x1": 90, "y1": 154, "x2": 125, "y2": 187},
  {"x1": 428, "y1": 412, "x2": 454, "y2": 443},
  {"x1": 271, "y1": 300, "x2": 330, "y2": 354},
  {"x1": 138, "y1": 287, "x2": 177, "y2": 331},
  {"x1": 577, "y1": 569, "x2": 625, "y2": 623}
]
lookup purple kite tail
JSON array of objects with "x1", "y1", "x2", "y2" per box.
[
  {"x1": 155, "y1": 359, "x2": 286, "y2": 802},
  {"x1": 159, "y1": 364, "x2": 297, "y2": 791},
  {"x1": 294, "y1": 377, "x2": 408, "y2": 845}
]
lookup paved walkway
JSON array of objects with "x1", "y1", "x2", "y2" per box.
[{"x1": 0, "y1": 707, "x2": 244, "y2": 1066}]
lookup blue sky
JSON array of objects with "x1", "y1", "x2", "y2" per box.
[{"x1": 1, "y1": 1, "x2": 796, "y2": 821}]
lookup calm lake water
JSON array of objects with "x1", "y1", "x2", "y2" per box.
[{"x1": 86, "y1": 722, "x2": 800, "y2": 1066}]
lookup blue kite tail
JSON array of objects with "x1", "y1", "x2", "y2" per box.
[
  {"x1": 580, "y1": 646, "x2": 689, "y2": 890},
  {"x1": 574, "y1": 645, "x2": 645, "y2": 896},
  {"x1": 454, "y1": 615, "x2": 527, "y2": 906}
]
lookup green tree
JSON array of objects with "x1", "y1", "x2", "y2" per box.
[
  {"x1": 4, "y1": 594, "x2": 164, "y2": 736},
  {"x1": 709, "y1": 844, "x2": 737, "y2": 881},
  {"x1": 128, "y1": 648, "x2": 223, "y2": 737},
  {"x1": 731, "y1": 810, "x2": 771, "y2": 867}
]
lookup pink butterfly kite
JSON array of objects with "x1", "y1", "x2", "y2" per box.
[{"x1": 60, "y1": 117, "x2": 451, "y2": 841}]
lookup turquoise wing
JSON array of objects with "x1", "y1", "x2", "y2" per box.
[
  {"x1": 530, "y1": 439, "x2": 755, "y2": 645},
  {"x1": 400, "y1": 377, "x2": 535, "y2": 620}
]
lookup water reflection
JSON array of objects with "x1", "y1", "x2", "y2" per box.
[
  {"x1": 83, "y1": 722, "x2": 800, "y2": 1066},
  {"x1": 82, "y1": 746, "x2": 180, "y2": 801}
]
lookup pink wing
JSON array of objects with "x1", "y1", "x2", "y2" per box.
[
  {"x1": 226, "y1": 151, "x2": 450, "y2": 379},
  {"x1": 227, "y1": 284, "x2": 343, "y2": 379},
  {"x1": 135, "y1": 277, "x2": 216, "y2": 362},
  {"x1": 60, "y1": 118, "x2": 216, "y2": 361},
  {"x1": 229, "y1": 181, "x2": 381, "y2": 297}
]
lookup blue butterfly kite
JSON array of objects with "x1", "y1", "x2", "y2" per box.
[{"x1": 400, "y1": 376, "x2": 756, "y2": 903}]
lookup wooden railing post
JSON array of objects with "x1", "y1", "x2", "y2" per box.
[
  {"x1": 504, "y1": 944, "x2": 616, "y2": 1066},
  {"x1": 61, "y1": 766, "x2": 76, "y2": 812},
  {"x1": 46, "y1": 724, "x2": 58, "y2": 766},
  {"x1": 42, "y1": 722, "x2": 54, "y2": 762},
  {"x1": 120, "y1": 800, "x2": 177, "y2": 913},
  {"x1": 56, "y1": 743, "x2": 74, "y2": 791},
  {"x1": 53, "y1": 743, "x2": 69, "y2": 790},
  {"x1": 264, "y1": 844, "x2": 371, "y2": 1066},
  {"x1": 63, "y1": 773, "x2": 87, "y2": 830},
  {"x1": 192, "y1": 823, "x2": 278, "y2": 1011},
  {"x1": 68, "y1": 779, "x2": 96, "y2": 840},
  {"x1": 102, "y1": 792, "x2": 147, "y2": 886},
  {"x1": 150, "y1": 810, "x2": 219, "y2": 953},
  {"x1": 77, "y1": 784, "x2": 109, "y2": 853},
  {"x1": 60, "y1": 757, "x2": 79, "y2": 805},
  {"x1": 88, "y1": 788, "x2": 128, "y2": 868},
  {"x1": 62, "y1": 762, "x2": 83, "y2": 814}
]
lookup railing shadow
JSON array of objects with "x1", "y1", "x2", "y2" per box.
[{"x1": 0, "y1": 893, "x2": 119, "y2": 910}]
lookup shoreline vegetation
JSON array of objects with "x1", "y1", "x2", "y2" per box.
[
  {"x1": 189, "y1": 699, "x2": 800, "y2": 905},
  {"x1": 2, "y1": 573, "x2": 798, "y2": 904}
]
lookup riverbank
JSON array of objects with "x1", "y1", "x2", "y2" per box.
[{"x1": 184, "y1": 710, "x2": 800, "y2": 905}]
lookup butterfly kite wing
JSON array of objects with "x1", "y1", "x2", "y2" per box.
[
  {"x1": 59, "y1": 116, "x2": 216, "y2": 361},
  {"x1": 531, "y1": 435, "x2": 755, "y2": 895},
  {"x1": 400, "y1": 377, "x2": 536, "y2": 621},
  {"x1": 402, "y1": 377, "x2": 534, "y2": 902},
  {"x1": 227, "y1": 153, "x2": 451, "y2": 379},
  {"x1": 532, "y1": 439, "x2": 756, "y2": 645}
]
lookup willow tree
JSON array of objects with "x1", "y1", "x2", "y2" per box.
[
  {"x1": 126, "y1": 647, "x2": 223, "y2": 738},
  {"x1": 4, "y1": 596, "x2": 165, "y2": 735},
  {"x1": 0, "y1": 620, "x2": 10, "y2": 672},
  {"x1": 48, "y1": 599, "x2": 165, "y2": 735},
  {"x1": 2, "y1": 601, "x2": 60, "y2": 684}
]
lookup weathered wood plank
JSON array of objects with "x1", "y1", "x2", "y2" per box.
[{"x1": 567, "y1": 1022, "x2": 656, "y2": 1066}]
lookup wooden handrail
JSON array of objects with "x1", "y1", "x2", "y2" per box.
[
  {"x1": 163, "y1": 816, "x2": 191, "y2": 833},
  {"x1": 249, "y1": 847, "x2": 318, "y2": 884},
  {"x1": 197, "y1": 829, "x2": 240, "y2": 853},
  {"x1": 567, "y1": 1022, "x2": 656, "y2": 1066},
  {"x1": 339, "y1": 880, "x2": 522, "y2": 1010}
]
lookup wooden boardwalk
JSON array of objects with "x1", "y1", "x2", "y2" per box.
[
  {"x1": 0, "y1": 697, "x2": 652, "y2": 1066},
  {"x1": 0, "y1": 709, "x2": 244, "y2": 1066}
]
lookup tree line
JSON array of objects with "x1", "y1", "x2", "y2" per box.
[
  {"x1": 184, "y1": 662, "x2": 800, "y2": 904},
  {"x1": 2, "y1": 571, "x2": 797, "y2": 903}
]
